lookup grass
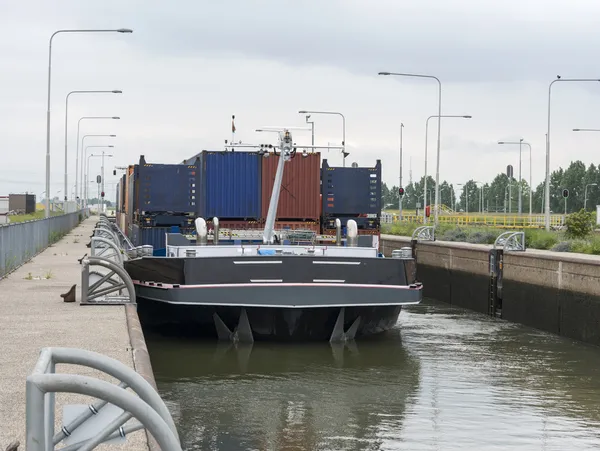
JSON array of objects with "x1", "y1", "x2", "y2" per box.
[
  {"x1": 6, "y1": 210, "x2": 62, "y2": 223},
  {"x1": 382, "y1": 222, "x2": 600, "y2": 254}
]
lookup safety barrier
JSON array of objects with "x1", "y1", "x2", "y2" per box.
[
  {"x1": 393, "y1": 213, "x2": 564, "y2": 228},
  {"x1": 0, "y1": 210, "x2": 89, "y2": 279},
  {"x1": 26, "y1": 347, "x2": 181, "y2": 451},
  {"x1": 81, "y1": 214, "x2": 139, "y2": 305}
]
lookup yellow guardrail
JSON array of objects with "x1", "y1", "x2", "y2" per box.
[{"x1": 393, "y1": 214, "x2": 565, "y2": 228}]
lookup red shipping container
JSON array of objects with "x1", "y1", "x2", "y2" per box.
[{"x1": 261, "y1": 153, "x2": 321, "y2": 221}]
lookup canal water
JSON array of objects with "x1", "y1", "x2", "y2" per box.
[{"x1": 146, "y1": 300, "x2": 600, "y2": 450}]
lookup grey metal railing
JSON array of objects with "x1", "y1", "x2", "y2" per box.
[
  {"x1": 0, "y1": 210, "x2": 89, "y2": 279},
  {"x1": 26, "y1": 347, "x2": 181, "y2": 451},
  {"x1": 494, "y1": 231, "x2": 526, "y2": 251}
]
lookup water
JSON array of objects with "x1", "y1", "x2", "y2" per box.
[{"x1": 146, "y1": 300, "x2": 600, "y2": 450}]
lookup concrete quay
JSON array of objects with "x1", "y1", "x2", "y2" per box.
[
  {"x1": 381, "y1": 234, "x2": 600, "y2": 345},
  {"x1": 0, "y1": 217, "x2": 152, "y2": 450}
]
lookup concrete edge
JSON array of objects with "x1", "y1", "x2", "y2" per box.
[
  {"x1": 124, "y1": 304, "x2": 162, "y2": 451},
  {"x1": 381, "y1": 233, "x2": 600, "y2": 265}
]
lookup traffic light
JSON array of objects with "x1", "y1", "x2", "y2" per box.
[
  {"x1": 562, "y1": 189, "x2": 569, "y2": 198},
  {"x1": 101, "y1": 191, "x2": 105, "y2": 198},
  {"x1": 398, "y1": 187, "x2": 405, "y2": 197}
]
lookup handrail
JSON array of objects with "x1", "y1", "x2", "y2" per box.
[
  {"x1": 81, "y1": 256, "x2": 136, "y2": 304},
  {"x1": 411, "y1": 226, "x2": 435, "y2": 242},
  {"x1": 91, "y1": 237, "x2": 124, "y2": 265},
  {"x1": 26, "y1": 347, "x2": 180, "y2": 451},
  {"x1": 494, "y1": 231, "x2": 526, "y2": 251}
]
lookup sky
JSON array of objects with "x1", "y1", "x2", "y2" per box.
[{"x1": 2, "y1": 0, "x2": 600, "y2": 201}]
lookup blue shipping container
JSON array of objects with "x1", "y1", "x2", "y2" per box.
[
  {"x1": 322, "y1": 159, "x2": 382, "y2": 215},
  {"x1": 198, "y1": 151, "x2": 262, "y2": 219},
  {"x1": 135, "y1": 155, "x2": 199, "y2": 214}
]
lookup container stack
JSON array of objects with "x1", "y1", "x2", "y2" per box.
[{"x1": 115, "y1": 151, "x2": 382, "y2": 253}]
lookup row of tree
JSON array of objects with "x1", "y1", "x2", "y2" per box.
[{"x1": 382, "y1": 161, "x2": 600, "y2": 214}]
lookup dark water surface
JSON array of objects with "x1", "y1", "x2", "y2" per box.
[{"x1": 146, "y1": 300, "x2": 600, "y2": 450}]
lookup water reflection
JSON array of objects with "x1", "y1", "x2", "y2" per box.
[
  {"x1": 147, "y1": 332, "x2": 421, "y2": 450},
  {"x1": 146, "y1": 300, "x2": 600, "y2": 450}
]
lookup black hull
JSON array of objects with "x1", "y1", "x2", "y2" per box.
[{"x1": 137, "y1": 298, "x2": 402, "y2": 341}]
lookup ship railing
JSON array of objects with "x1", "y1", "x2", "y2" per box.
[{"x1": 26, "y1": 347, "x2": 181, "y2": 451}]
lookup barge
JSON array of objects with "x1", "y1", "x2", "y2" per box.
[{"x1": 124, "y1": 128, "x2": 422, "y2": 342}]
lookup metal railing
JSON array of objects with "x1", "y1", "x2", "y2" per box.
[
  {"x1": 0, "y1": 210, "x2": 88, "y2": 279},
  {"x1": 393, "y1": 213, "x2": 564, "y2": 228},
  {"x1": 494, "y1": 231, "x2": 526, "y2": 251},
  {"x1": 26, "y1": 347, "x2": 181, "y2": 451}
]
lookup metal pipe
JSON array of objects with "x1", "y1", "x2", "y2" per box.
[
  {"x1": 213, "y1": 217, "x2": 220, "y2": 245},
  {"x1": 346, "y1": 219, "x2": 358, "y2": 247},
  {"x1": 195, "y1": 218, "x2": 207, "y2": 246},
  {"x1": 335, "y1": 218, "x2": 342, "y2": 246}
]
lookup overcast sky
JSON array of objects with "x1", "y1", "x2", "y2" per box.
[{"x1": 2, "y1": 0, "x2": 600, "y2": 201}]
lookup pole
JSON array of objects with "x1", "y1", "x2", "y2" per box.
[
  {"x1": 341, "y1": 114, "x2": 346, "y2": 168},
  {"x1": 101, "y1": 151, "x2": 105, "y2": 213},
  {"x1": 399, "y1": 123, "x2": 404, "y2": 220},
  {"x1": 45, "y1": 32, "x2": 59, "y2": 218},
  {"x1": 518, "y1": 139, "x2": 522, "y2": 214},
  {"x1": 423, "y1": 117, "x2": 432, "y2": 223}
]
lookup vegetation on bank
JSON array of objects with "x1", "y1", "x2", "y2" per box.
[{"x1": 382, "y1": 209, "x2": 600, "y2": 255}]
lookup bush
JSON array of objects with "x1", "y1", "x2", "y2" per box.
[
  {"x1": 466, "y1": 230, "x2": 497, "y2": 244},
  {"x1": 551, "y1": 241, "x2": 572, "y2": 252},
  {"x1": 524, "y1": 229, "x2": 559, "y2": 250},
  {"x1": 565, "y1": 209, "x2": 595, "y2": 239},
  {"x1": 440, "y1": 227, "x2": 468, "y2": 242}
]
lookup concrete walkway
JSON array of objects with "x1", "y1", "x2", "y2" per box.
[{"x1": 0, "y1": 217, "x2": 147, "y2": 450}]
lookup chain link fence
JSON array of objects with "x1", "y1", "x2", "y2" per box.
[{"x1": 0, "y1": 210, "x2": 88, "y2": 279}]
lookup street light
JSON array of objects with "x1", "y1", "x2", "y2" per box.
[
  {"x1": 457, "y1": 183, "x2": 468, "y2": 214},
  {"x1": 498, "y1": 140, "x2": 533, "y2": 218},
  {"x1": 84, "y1": 145, "x2": 114, "y2": 207},
  {"x1": 64, "y1": 90, "x2": 121, "y2": 201},
  {"x1": 45, "y1": 28, "x2": 132, "y2": 218},
  {"x1": 304, "y1": 115, "x2": 315, "y2": 146},
  {"x1": 422, "y1": 114, "x2": 471, "y2": 222},
  {"x1": 545, "y1": 76, "x2": 600, "y2": 230},
  {"x1": 298, "y1": 110, "x2": 346, "y2": 165},
  {"x1": 87, "y1": 153, "x2": 114, "y2": 211},
  {"x1": 76, "y1": 117, "x2": 120, "y2": 200},
  {"x1": 573, "y1": 128, "x2": 600, "y2": 132},
  {"x1": 379, "y1": 71, "x2": 446, "y2": 225},
  {"x1": 399, "y1": 123, "x2": 404, "y2": 220},
  {"x1": 585, "y1": 183, "x2": 598, "y2": 210}
]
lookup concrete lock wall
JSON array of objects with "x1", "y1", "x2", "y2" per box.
[{"x1": 381, "y1": 235, "x2": 600, "y2": 346}]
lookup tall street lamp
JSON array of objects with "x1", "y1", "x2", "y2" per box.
[
  {"x1": 399, "y1": 123, "x2": 404, "y2": 220},
  {"x1": 457, "y1": 183, "x2": 468, "y2": 214},
  {"x1": 76, "y1": 117, "x2": 120, "y2": 200},
  {"x1": 379, "y1": 71, "x2": 446, "y2": 225},
  {"x1": 298, "y1": 110, "x2": 346, "y2": 165},
  {"x1": 64, "y1": 90, "x2": 121, "y2": 201},
  {"x1": 545, "y1": 77, "x2": 600, "y2": 230},
  {"x1": 45, "y1": 28, "x2": 132, "y2": 218},
  {"x1": 422, "y1": 114, "x2": 471, "y2": 223},
  {"x1": 573, "y1": 128, "x2": 600, "y2": 132},
  {"x1": 585, "y1": 183, "x2": 598, "y2": 210},
  {"x1": 498, "y1": 140, "x2": 533, "y2": 218},
  {"x1": 88, "y1": 153, "x2": 113, "y2": 211},
  {"x1": 85, "y1": 145, "x2": 114, "y2": 206},
  {"x1": 304, "y1": 115, "x2": 315, "y2": 146},
  {"x1": 80, "y1": 134, "x2": 117, "y2": 200}
]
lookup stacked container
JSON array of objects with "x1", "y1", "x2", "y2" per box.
[
  {"x1": 197, "y1": 151, "x2": 262, "y2": 220},
  {"x1": 261, "y1": 153, "x2": 321, "y2": 227},
  {"x1": 321, "y1": 159, "x2": 382, "y2": 235}
]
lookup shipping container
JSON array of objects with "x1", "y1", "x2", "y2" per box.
[
  {"x1": 135, "y1": 155, "x2": 199, "y2": 214},
  {"x1": 198, "y1": 151, "x2": 262, "y2": 220},
  {"x1": 261, "y1": 152, "x2": 321, "y2": 221},
  {"x1": 9, "y1": 194, "x2": 36, "y2": 214},
  {"x1": 321, "y1": 159, "x2": 381, "y2": 216}
]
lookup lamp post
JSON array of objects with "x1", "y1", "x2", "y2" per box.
[
  {"x1": 457, "y1": 183, "x2": 468, "y2": 214},
  {"x1": 498, "y1": 140, "x2": 533, "y2": 218},
  {"x1": 422, "y1": 114, "x2": 471, "y2": 222},
  {"x1": 64, "y1": 90, "x2": 121, "y2": 201},
  {"x1": 573, "y1": 128, "x2": 600, "y2": 132},
  {"x1": 45, "y1": 28, "x2": 132, "y2": 218},
  {"x1": 399, "y1": 123, "x2": 404, "y2": 219},
  {"x1": 87, "y1": 153, "x2": 113, "y2": 212},
  {"x1": 76, "y1": 117, "x2": 120, "y2": 201},
  {"x1": 304, "y1": 115, "x2": 315, "y2": 146},
  {"x1": 298, "y1": 110, "x2": 346, "y2": 165},
  {"x1": 85, "y1": 146, "x2": 114, "y2": 207},
  {"x1": 585, "y1": 183, "x2": 598, "y2": 210},
  {"x1": 379, "y1": 71, "x2": 448, "y2": 225},
  {"x1": 545, "y1": 77, "x2": 600, "y2": 230}
]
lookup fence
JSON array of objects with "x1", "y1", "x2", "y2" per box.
[
  {"x1": 394, "y1": 213, "x2": 565, "y2": 229},
  {"x1": 0, "y1": 210, "x2": 88, "y2": 279}
]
